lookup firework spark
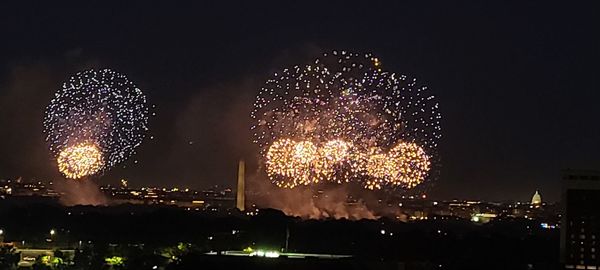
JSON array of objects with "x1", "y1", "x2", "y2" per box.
[
  {"x1": 365, "y1": 142, "x2": 430, "y2": 190},
  {"x1": 57, "y1": 142, "x2": 105, "y2": 179},
  {"x1": 266, "y1": 139, "x2": 318, "y2": 188},
  {"x1": 44, "y1": 69, "x2": 148, "y2": 179},
  {"x1": 252, "y1": 50, "x2": 441, "y2": 190},
  {"x1": 313, "y1": 139, "x2": 353, "y2": 183}
]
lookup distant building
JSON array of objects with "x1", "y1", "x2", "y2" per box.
[
  {"x1": 560, "y1": 169, "x2": 600, "y2": 270},
  {"x1": 16, "y1": 248, "x2": 75, "y2": 268},
  {"x1": 120, "y1": 179, "x2": 128, "y2": 188},
  {"x1": 531, "y1": 190, "x2": 542, "y2": 205}
]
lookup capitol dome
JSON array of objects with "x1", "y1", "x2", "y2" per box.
[{"x1": 531, "y1": 190, "x2": 542, "y2": 205}]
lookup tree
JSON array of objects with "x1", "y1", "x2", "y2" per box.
[
  {"x1": 72, "y1": 248, "x2": 92, "y2": 270},
  {"x1": 0, "y1": 246, "x2": 19, "y2": 270},
  {"x1": 32, "y1": 255, "x2": 52, "y2": 270}
]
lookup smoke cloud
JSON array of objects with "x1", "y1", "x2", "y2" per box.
[
  {"x1": 247, "y1": 168, "x2": 379, "y2": 220},
  {"x1": 53, "y1": 178, "x2": 108, "y2": 206}
]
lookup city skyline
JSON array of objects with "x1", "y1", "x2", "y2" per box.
[{"x1": 0, "y1": 2, "x2": 599, "y2": 202}]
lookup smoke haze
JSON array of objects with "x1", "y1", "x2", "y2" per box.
[{"x1": 54, "y1": 178, "x2": 107, "y2": 206}]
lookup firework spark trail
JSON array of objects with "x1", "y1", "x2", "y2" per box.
[
  {"x1": 252, "y1": 50, "x2": 441, "y2": 190},
  {"x1": 365, "y1": 142, "x2": 430, "y2": 190},
  {"x1": 57, "y1": 142, "x2": 105, "y2": 179},
  {"x1": 44, "y1": 69, "x2": 148, "y2": 179}
]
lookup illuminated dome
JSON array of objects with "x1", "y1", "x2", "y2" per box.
[{"x1": 531, "y1": 190, "x2": 542, "y2": 205}]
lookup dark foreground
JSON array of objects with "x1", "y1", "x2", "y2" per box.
[{"x1": 0, "y1": 198, "x2": 559, "y2": 270}]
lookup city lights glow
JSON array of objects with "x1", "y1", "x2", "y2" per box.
[{"x1": 249, "y1": 250, "x2": 280, "y2": 258}]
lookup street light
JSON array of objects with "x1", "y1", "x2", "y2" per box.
[{"x1": 50, "y1": 229, "x2": 56, "y2": 236}]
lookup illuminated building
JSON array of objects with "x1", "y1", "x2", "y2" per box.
[
  {"x1": 236, "y1": 160, "x2": 245, "y2": 211},
  {"x1": 16, "y1": 248, "x2": 75, "y2": 268},
  {"x1": 470, "y1": 213, "x2": 497, "y2": 224},
  {"x1": 120, "y1": 179, "x2": 128, "y2": 188},
  {"x1": 560, "y1": 170, "x2": 600, "y2": 270},
  {"x1": 0, "y1": 178, "x2": 58, "y2": 198},
  {"x1": 531, "y1": 190, "x2": 542, "y2": 205}
]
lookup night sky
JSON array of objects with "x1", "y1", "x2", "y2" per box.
[{"x1": 0, "y1": 2, "x2": 598, "y2": 202}]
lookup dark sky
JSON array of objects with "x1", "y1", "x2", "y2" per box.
[{"x1": 0, "y1": 1, "x2": 598, "y2": 202}]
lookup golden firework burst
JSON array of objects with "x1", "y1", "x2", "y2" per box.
[
  {"x1": 365, "y1": 142, "x2": 430, "y2": 189},
  {"x1": 313, "y1": 139, "x2": 352, "y2": 183},
  {"x1": 57, "y1": 142, "x2": 104, "y2": 179},
  {"x1": 266, "y1": 139, "x2": 318, "y2": 188}
]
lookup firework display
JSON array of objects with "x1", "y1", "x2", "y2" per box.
[
  {"x1": 266, "y1": 139, "x2": 318, "y2": 188},
  {"x1": 314, "y1": 139, "x2": 353, "y2": 182},
  {"x1": 365, "y1": 142, "x2": 430, "y2": 190},
  {"x1": 252, "y1": 51, "x2": 441, "y2": 189},
  {"x1": 44, "y1": 69, "x2": 148, "y2": 179},
  {"x1": 57, "y1": 141, "x2": 105, "y2": 179}
]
